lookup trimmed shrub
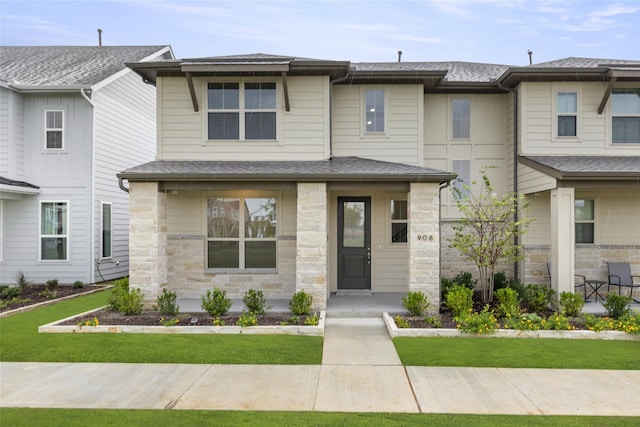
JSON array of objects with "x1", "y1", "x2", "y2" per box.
[
  {"x1": 154, "y1": 288, "x2": 180, "y2": 315},
  {"x1": 402, "y1": 291, "x2": 429, "y2": 316},
  {"x1": 602, "y1": 293, "x2": 632, "y2": 319},
  {"x1": 201, "y1": 288, "x2": 232, "y2": 317},
  {"x1": 494, "y1": 287, "x2": 521, "y2": 319},
  {"x1": 46, "y1": 278, "x2": 58, "y2": 289},
  {"x1": 524, "y1": 284, "x2": 555, "y2": 312},
  {"x1": 72, "y1": 280, "x2": 85, "y2": 289},
  {"x1": 289, "y1": 290, "x2": 313, "y2": 315},
  {"x1": 243, "y1": 289, "x2": 270, "y2": 314},
  {"x1": 559, "y1": 291, "x2": 585, "y2": 317},
  {"x1": 106, "y1": 277, "x2": 143, "y2": 315},
  {"x1": 445, "y1": 284, "x2": 474, "y2": 318}
]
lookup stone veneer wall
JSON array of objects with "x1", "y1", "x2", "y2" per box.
[
  {"x1": 128, "y1": 182, "x2": 167, "y2": 307},
  {"x1": 166, "y1": 236, "x2": 296, "y2": 300},
  {"x1": 296, "y1": 183, "x2": 328, "y2": 310},
  {"x1": 523, "y1": 245, "x2": 640, "y2": 288}
]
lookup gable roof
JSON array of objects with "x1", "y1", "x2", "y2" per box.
[
  {"x1": 0, "y1": 45, "x2": 172, "y2": 89},
  {"x1": 519, "y1": 156, "x2": 640, "y2": 180},
  {"x1": 118, "y1": 157, "x2": 456, "y2": 184}
]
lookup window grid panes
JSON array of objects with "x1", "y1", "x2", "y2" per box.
[
  {"x1": 391, "y1": 200, "x2": 407, "y2": 243},
  {"x1": 41, "y1": 202, "x2": 68, "y2": 260},
  {"x1": 365, "y1": 89, "x2": 385, "y2": 132},
  {"x1": 575, "y1": 199, "x2": 594, "y2": 244},
  {"x1": 612, "y1": 89, "x2": 640, "y2": 144},
  {"x1": 208, "y1": 82, "x2": 276, "y2": 140},
  {"x1": 557, "y1": 92, "x2": 577, "y2": 137},
  {"x1": 207, "y1": 197, "x2": 276, "y2": 269},
  {"x1": 45, "y1": 110, "x2": 63, "y2": 149},
  {"x1": 452, "y1": 98, "x2": 470, "y2": 139},
  {"x1": 101, "y1": 203, "x2": 112, "y2": 258}
]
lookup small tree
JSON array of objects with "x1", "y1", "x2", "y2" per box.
[{"x1": 450, "y1": 168, "x2": 532, "y2": 303}]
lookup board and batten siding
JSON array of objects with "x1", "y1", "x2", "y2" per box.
[
  {"x1": 519, "y1": 81, "x2": 640, "y2": 155},
  {"x1": 92, "y1": 70, "x2": 158, "y2": 281},
  {"x1": 423, "y1": 93, "x2": 509, "y2": 219},
  {"x1": 331, "y1": 84, "x2": 423, "y2": 165},
  {"x1": 157, "y1": 75, "x2": 330, "y2": 161}
]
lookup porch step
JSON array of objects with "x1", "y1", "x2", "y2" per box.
[{"x1": 335, "y1": 290, "x2": 372, "y2": 296}]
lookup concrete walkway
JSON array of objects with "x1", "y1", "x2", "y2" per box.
[{"x1": 1, "y1": 315, "x2": 639, "y2": 415}]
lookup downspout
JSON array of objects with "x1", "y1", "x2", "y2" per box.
[
  {"x1": 81, "y1": 88, "x2": 97, "y2": 284},
  {"x1": 118, "y1": 177, "x2": 129, "y2": 193},
  {"x1": 498, "y1": 82, "x2": 520, "y2": 281},
  {"x1": 329, "y1": 71, "x2": 350, "y2": 159},
  {"x1": 439, "y1": 180, "x2": 451, "y2": 304}
]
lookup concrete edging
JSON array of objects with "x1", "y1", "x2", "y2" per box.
[
  {"x1": 38, "y1": 308, "x2": 325, "y2": 336},
  {"x1": 382, "y1": 312, "x2": 640, "y2": 341}
]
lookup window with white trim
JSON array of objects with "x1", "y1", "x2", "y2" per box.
[
  {"x1": 612, "y1": 88, "x2": 640, "y2": 144},
  {"x1": 40, "y1": 202, "x2": 68, "y2": 260},
  {"x1": 452, "y1": 98, "x2": 470, "y2": 139},
  {"x1": 390, "y1": 199, "x2": 407, "y2": 243},
  {"x1": 575, "y1": 199, "x2": 594, "y2": 244},
  {"x1": 365, "y1": 89, "x2": 385, "y2": 133},
  {"x1": 101, "y1": 202, "x2": 112, "y2": 259},
  {"x1": 452, "y1": 160, "x2": 471, "y2": 199},
  {"x1": 45, "y1": 110, "x2": 64, "y2": 149},
  {"x1": 207, "y1": 197, "x2": 276, "y2": 269},
  {"x1": 557, "y1": 92, "x2": 577, "y2": 137},
  {"x1": 207, "y1": 82, "x2": 276, "y2": 140}
]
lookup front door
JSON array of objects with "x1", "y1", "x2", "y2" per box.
[{"x1": 337, "y1": 197, "x2": 371, "y2": 290}]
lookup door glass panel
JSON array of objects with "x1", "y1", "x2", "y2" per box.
[{"x1": 343, "y1": 201, "x2": 365, "y2": 248}]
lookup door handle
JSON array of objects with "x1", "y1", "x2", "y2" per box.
[{"x1": 367, "y1": 246, "x2": 371, "y2": 265}]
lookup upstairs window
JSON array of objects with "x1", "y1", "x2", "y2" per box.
[
  {"x1": 557, "y1": 92, "x2": 577, "y2": 137},
  {"x1": 452, "y1": 98, "x2": 470, "y2": 139},
  {"x1": 207, "y1": 82, "x2": 276, "y2": 140},
  {"x1": 40, "y1": 202, "x2": 68, "y2": 260},
  {"x1": 365, "y1": 89, "x2": 385, "y2": 133},
  {"x1": 612, "y1": 89, "x2": 640, "y2": 144},
  {"x1": 575, "y1": 199, "x2": 594, "y2": 244},
  {"x1": 452, "y1": 160, "x2": 471, "y2": 199},
  {"x1": 45, "y1": 110, "x2": 64, "y2": 149},
  {"x1": 390, "y1": 199, "x2": 407, "y2": 243}
]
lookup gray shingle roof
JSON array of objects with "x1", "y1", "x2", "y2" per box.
[
  {"x1": 118, "y1": 157, "x2": 455, "y2": 183},
  {"x1": 0, "y1": 176, "x2": 40, "y2": 189},
  {"x1": 519, "y1": 156, "x2": 640, "y2": 180},
  {"x1": 529, "y1": 57, "x2": 640, "y2": 68},
  {"x1": 0, "y1": 46, "x2": 170, "y2": 86},
  {"x1": 353, "y1": 61, "x2": 510, "y2": 82}
]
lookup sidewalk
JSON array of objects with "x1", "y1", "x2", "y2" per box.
[{"x1": 1, "y1": 316, "x2": 639, "y2": 415}]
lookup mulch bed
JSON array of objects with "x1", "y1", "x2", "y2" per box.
[{"x1": 0, "y1": 284, "x2": 108, "y2": 313}]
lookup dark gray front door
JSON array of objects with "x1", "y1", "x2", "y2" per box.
[{"x1": 337, "y1": 197, "x2": 371, "y2": 290}]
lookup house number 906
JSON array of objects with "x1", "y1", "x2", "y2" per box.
[{"x1": 417, "y1": 235, "x2": 433, "y2": 241}]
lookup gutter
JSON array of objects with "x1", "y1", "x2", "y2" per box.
[{"x1": 80, "y1": 88, "x2": 97, "y2": 284}]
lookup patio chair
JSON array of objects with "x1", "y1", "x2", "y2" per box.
[
  {"x1": 547, "y1": 263, "x2": 586, "y2": 299},
  {"x1": 607, "y1": 262, "x2": 640, "y2": 303}
]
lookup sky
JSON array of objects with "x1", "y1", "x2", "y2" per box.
[{"x1": 1, "y1": 0, "x2": 639, "y2": 66}]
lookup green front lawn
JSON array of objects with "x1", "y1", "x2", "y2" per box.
[
  {"x1": 1, "y1": 409, "x2": 636, "y2": 427},
  {"x1": 394, "y1": 337, "x2": 640, "y2": 369},
  {"x1": 0, "y1": 290, "x2": 323, "y2": 365}
]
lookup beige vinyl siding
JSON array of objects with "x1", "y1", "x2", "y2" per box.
[
  {"x1": 158, "y1": 75, "x2": 329, "y2": 161},
  {"x1": 423, "y1": 93, "x2": 509, "y2": 218},
  {"x1": 518, "y1": 164, "x2": 557, "y2": 194},
  {"x1": 332, "y1": 85, "x2": 423, "y2": 165},
  {"x1": 520, "y1": 81, "x2": 640, "y2": 155}
]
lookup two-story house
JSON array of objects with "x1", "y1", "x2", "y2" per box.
[
  {"x1": 0, "y1": 45, "x2": 174, "y2": 285},
  {"x1": 120, "y1": 54, "x2": 639, "y2": 310}
]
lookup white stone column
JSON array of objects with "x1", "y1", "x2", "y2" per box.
[
  {"x1": 128, "y1": 182, "x2": 167, "y2": 307},
  {"x1": 550, "y1": 187, "x2": 575, "y2": 296},
  {"x1": 408, "y1": 182, "x2": 440, "y2": 312},
  {"x1": 296, "y1": 183, "x2": 328, "y2": 310}
]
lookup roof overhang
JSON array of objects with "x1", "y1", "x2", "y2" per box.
[
  {"x1": 344, "y1": 70, "x2": 447, "y2": 89},
  {"x1": 2, "y1": 83, "x2": 92, "y2": 93},
  {"x1": 519, "y1": 155, "x2": 640, "y2": 181},
  {"x1": 498, "y1": 67, "x2": 611, "y2": 89},
  {"x1": 0, "y1": 181, "x2": 41, "y2": 199}
]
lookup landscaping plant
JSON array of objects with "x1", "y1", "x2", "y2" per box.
[
  {"x1": 106, "y1": 277, "x2": 143, "y2": 315},
  {"x1": 153, "y1": 288, "x2": 180, "y2": 315},
  {"x1": 46, "y1": 278, "x2": 58, "y2": 289},
  {"x1": 201, "y1": 288, "x2": 232, "y2": 316},
  {"x1": 72, "y1": 280, "x2": 84, "y2": 289},
  {"x1": 559, "y1": 291, "x2": 585, "y2": 317},
  {"x1": 402, "y1": 290, "x2": 429, "y2": 316},
  {"x1": 445, "y1": 284, "x2": 473, "y2": 318},
  {"x1": 14, "y1": 270, "x2": 32, "y2": 289},
  {"x1": 456, "y1": 305, "x2": 498, "y2": 334},
  {"x1": 243, "y1": 289, "x2": 270, "y2": 314},
  {"x1": 236, "y1": 310, "x2": 258, "y2": 326},
  {"x1": 289, "y1": 290, "x2": 313, "y2": 315},
  {"x1": 524, "y1": 284, "x2": 554, "y2": 312},
  {"x1": 494, "y1": 287, "x2": 521, "y2": 319},
  {"x1": 602, "y1": 293, "x2": 632, "y2": 319}
]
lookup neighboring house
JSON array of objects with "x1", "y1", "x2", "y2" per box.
[
  {"x1": 0, "y1": 45, "x2": 174, "y2": 284},
  {"x1": 121, "y1": 54, "x2": 639, "y2": 310}
]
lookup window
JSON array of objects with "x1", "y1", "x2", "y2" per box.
[
  {"x1": 365, "y1": 89, "x2": 385, "y2": 132},
  {"x1": 575, "y1": 199, "x2": 594, "y2": 244},
  {"x1": 207, "y1": 82, "x2": 276, "y2": 140},
  {"x1": 101, "y1": 202, "x2": 112, "y2": 259},
  {"x1": 557, "y1": 92, "x2": 577, "y2": 137},
  {"x1": 45, "y1": 110, "x2": 63, "y2": 149},
  {"x1": 390, "y1": 200, "x2": 407, "y2": 243},
  {"x1": 207, "y1": 197, "x2": 276, "y2": 269},
  {"x1": 452, "y1": 160, "x2": 471, "y2": 199},
  {"x1": 40, "y1": 202, "x2": 68, "y2": 260},
  {"x1": 612, "y1": 89, "x2": 640, "y2": 144},
  {"x1": 452, "y1": 98, "x2": 470, "y2": 139}
]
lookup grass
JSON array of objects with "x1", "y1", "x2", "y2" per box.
[
  {"x1": 0, "y1": 290, "x2": 323, "y2": 364},
  {"x1": 1, "y1": 409, "x2": 637, "y2": 427},
  {"x1": 394, "y1": 337, "x2": 640, "y2": 369}
]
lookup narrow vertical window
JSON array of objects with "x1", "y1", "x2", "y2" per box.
[
  {"x1": 612, "y1": 89, "x2": 640, "y2": 144},
  {"x1": 452, "y1": 160, "x2": 471, "y2": 199},
  {"x1": 575, "y1": 199, "x2": 594, "y2": 244},
  {"x1": 101, "y1": 202, "x2": 112, "y2": 258},
  {"x1": 45, "y1": 110, "x2": 64, "y2": 149},
  {"x1": 41, "y1": 202, "x2": 68, "y2": 260},
  {"x1": 208, "y1": 83, "x2": 240, "y2": 140},
  {"x1": 557, "y1": 92, "x2": 577, "y2": 137},
  {"x1": 452, "y1": 98, "x2": 470, "y2": 139},
  {"x1": 390, "y1": 199, "x2": 407, "y2": 243},
  {"x1": 245, "y1": 82, "x2": 276, "y2": 139},
  {"x1": 365, "y1": 89, "x2": 385, "y2": 132}
]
